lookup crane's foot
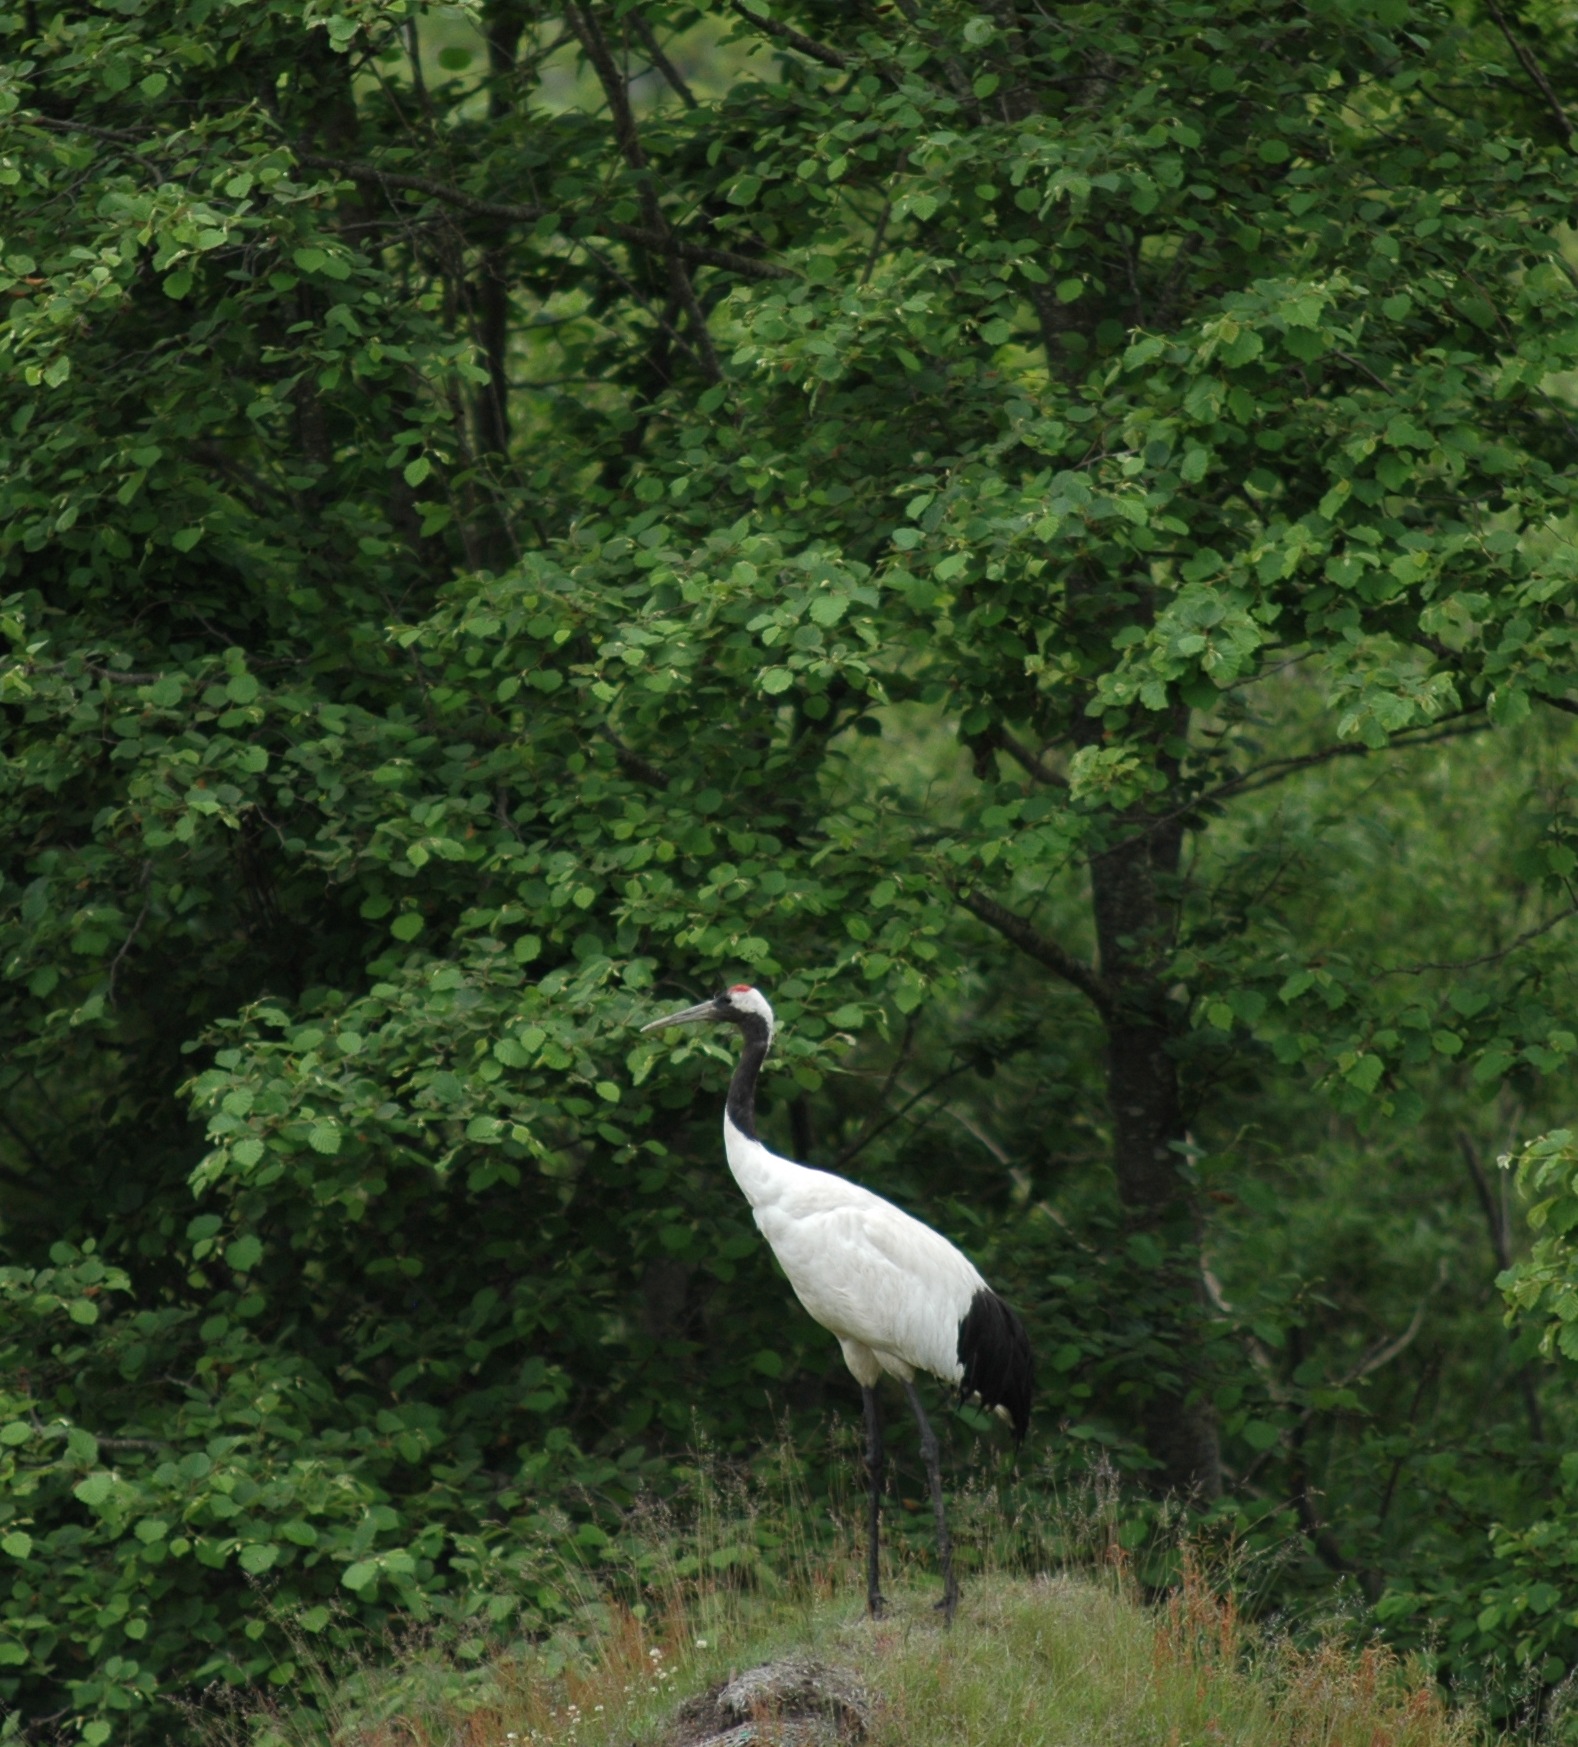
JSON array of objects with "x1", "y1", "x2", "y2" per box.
[
  {"x1": 933, "y1": 1583, "x2": 959, "y2": 1626},
  {"x1": 867, "y1": 1590, "x2": 888, "y2": 1620}
]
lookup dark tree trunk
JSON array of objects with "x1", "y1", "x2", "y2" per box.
[{"x1": 1088, "y1": 784, "x2": 1222, "y2": 1501}]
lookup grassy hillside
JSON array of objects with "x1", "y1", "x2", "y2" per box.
[{"x1": 214, "y1": 1563, "x2": 1475, "y2": 1747}]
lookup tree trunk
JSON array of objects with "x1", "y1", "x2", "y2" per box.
[{"x1": 1088, "y1": 787, "x2": 1222, "y2": 1501}]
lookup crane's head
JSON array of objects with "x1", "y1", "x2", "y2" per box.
[{"x1": 640, "y1": 984, "x2": 776, "y2": 1047}]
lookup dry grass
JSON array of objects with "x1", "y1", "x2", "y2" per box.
[{"x1": 212, "y1": 1521, "x2": 1479, "y2": 1747}]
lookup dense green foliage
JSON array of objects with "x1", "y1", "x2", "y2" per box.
[{"x1": 5, "y1": 0, "x2": 1578, "y2": 1737}]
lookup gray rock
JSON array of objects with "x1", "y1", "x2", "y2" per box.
[{"x1": 661, "y1": 1654, "x2": 870, "y2": 1747}]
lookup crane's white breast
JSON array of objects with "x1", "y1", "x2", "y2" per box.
[{"x1": 750, "y1": 1173, "x2": 982, "y2": 1385}]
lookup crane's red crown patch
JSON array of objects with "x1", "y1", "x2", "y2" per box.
[{"x1": 729, "y1": 983, "x2": 754, "y2": 993}]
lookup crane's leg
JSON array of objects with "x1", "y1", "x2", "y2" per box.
[
  {"x1": 903, "y1": 1380, "x2": 957, "y2": 1625},
  {"x1": 861, "y1": 1384, "x2": 887, "y2": 1619}
]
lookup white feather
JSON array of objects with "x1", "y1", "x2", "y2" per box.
[{"x1": 725, "y1": 1114, "x2": 983, "y2": 1388}]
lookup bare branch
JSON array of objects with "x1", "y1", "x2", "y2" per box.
[
  {"x1": 565, "y1": 0, "x2": 649, "y2": 169},
  {"x1": 1381, "y1": 902, "x2": 1578, "y2": 976},
  {"x1": 562, "y1": 2, "x2": 722, "y2": 380},
  {"x1": 106, "y1": 862, "x2": 154, "y2": 1008},
  {"x1": 955, "y1": 886, "x2": 1113, "y2": 1019},
  {"x1": 29, "y1": 114, "x2": 145, "y2": 144},
  {"x1": 993, "y1": 726, "x2": 1068, "y2": 789},
  {"x1": 831, "y1": 1013, "x2": 917, "y2": 1168},
  {"x1": 729, "y1": 0, "x2": 850, "y2": 68},
  {"x1": 1479, "y1": 0, "x2": 1573, "y2": 143},
  {"x1": 834, "y1": 1058, "x2": 974, "y2": 1171},
  {"x1": 1339, "y1": 1301, "x2": 1427, "y2": 1387},
  {"x1": 629, "y1": 14, "x2": 698, "y2": 108},
  {"x1": 1188, "y1": 714, "x2": 1487, "y2": 816}
]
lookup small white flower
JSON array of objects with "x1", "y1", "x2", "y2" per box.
[{"x1": 694, "y1": 1638, "x2": 708, "y2": 1649}]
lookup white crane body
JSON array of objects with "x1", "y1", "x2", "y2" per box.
[
  {"x1": 726, "y1": 1115, "x2": 988, "y2": 1392},
  {"x1": 641, "y1": 982, "x2": 1035, "y2": 1623}
]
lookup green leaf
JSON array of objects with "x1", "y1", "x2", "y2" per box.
[
  {"x1": 1343, "y1": 1054, "x2": 1385, "y2": 1093},
  {"x1": 225, "y1": 1235, "x2": 263, "y2": 1273},
  {"x1": 74, "y1": 1473, "x2": 113, "y2": 1508}
]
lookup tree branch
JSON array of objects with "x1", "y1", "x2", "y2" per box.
[
  {"x1": 629, "y1": 14, "x2": 698, "y2": 107},
  {"x1": 29, "y1": 114, "x2": 145, "y2": 144},
  {"x1": 728, "y1": 0, "x2": 850, "y2": 68},
  {"x1": 1460, "y1": 1130, "x2": 1546, "y2": 1443},
  {"x1": 955, "y1": 886, "x2": 1113, "y2": 1019},
  {"x1": 992, "y1": 726, "x2": 1068, "y2": 788},
  {"x1": 834, "y1": 1058, "x2": 974, "y2": 1171},
  {"x1": 107, "y1": 862, "x2": 154, "y2": 1008},
  {"x1": 566, "y1": 0, "x2": 721, "y2": 382},
  {"x1": 295, "y1": 153, "x2": 792, "y2": 281},
  {"x1": 1187, "y1": 715, "x2": 1487, "y2": 817},
  {"x1": 832, "y1": 1015, "x2": 916, "y2": 1167},
  {"x1": 1382, "y1": 902, "x2": 1578, "y2": 976},
  {"x1": 1479, "y1": 0, "x2": 1573, "y2": 144}
]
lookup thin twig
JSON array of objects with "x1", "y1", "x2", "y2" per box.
[
  {"x1": 832, "y1": 1015, "x2": 918, "y2": 1168},
  {"x1": 106, "y1": 863, "x2": 154, "y2": 1008},
  {"x1": 1382, "y1": 903, "x2": 1578, "y2": 976},
  {"x1": 833, "y1": 1058, "x2": 975, "y2": 1171},
  {"x1": 1185, "y1": 715, "x2": 1487, "y2": 819}
]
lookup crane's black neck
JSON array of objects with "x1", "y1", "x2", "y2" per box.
[{"x1": 724, "y1": 1013, "x2": 771, "y2": 1140}]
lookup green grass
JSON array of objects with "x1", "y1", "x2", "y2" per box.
[
  {"x1": 196, "y1": 1437, "x2": 1478, "y2": 1746},
  {"x1": 216, "y1": 1538, "x2": 1476, "y2": 1747}
]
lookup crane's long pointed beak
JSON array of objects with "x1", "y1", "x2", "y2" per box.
[{"x1": 640, "y1": 999, "x2": 718, "y2": 1032}]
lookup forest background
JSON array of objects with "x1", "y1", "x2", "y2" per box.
[{"x1": 7, "y1": 0, "x2": 1578, "y2": 1739}]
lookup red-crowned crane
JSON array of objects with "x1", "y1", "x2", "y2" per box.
[{"x1": 641, "y1": 983, "x2": 1033, "y2": 1623}]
